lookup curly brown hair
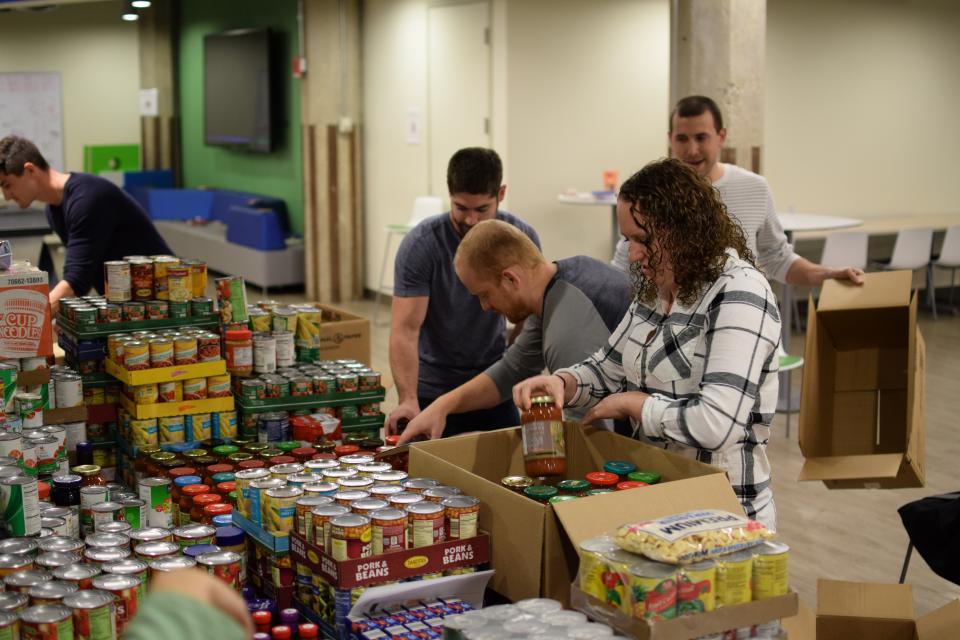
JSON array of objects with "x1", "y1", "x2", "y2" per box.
[{"x1": 619, "y1": 158, "x2": 754, "y2": 307}]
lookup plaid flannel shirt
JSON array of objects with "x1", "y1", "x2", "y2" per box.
[{"x1": 559, "y1": 251, "x2": 781, "y2": 528}]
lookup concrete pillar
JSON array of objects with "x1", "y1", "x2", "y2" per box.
[
  {"x1": 671, "y1": 0, "x2": 766, "y2": 172},
  {"x1": 137, "y1": 0, "x2": 177, "y2": 178},
  {"x1": 300, "y1": 0, "x2": 364, "y2": 303}
]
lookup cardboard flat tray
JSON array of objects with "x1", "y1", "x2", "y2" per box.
[
  {"x1": 235, "y1": 387, "x2": 385, "y2": 412},
  {"x1": 86, "y1": 403, "x2": 117, "y2": 424},
  {"x1": 118, "y1": 393, "x2": 234, "y2": 419},
  {"x1": 290, "y1": 531, "x2": 490, "y2": 590},
  {"x1": 105, "y1": 358, "x2": 227, "y2": 385},
  {"x1": 42, "y1": 406, "x2": 87, "y2": 426},
  {"x1": 55, "y1": 312, "x2": 218, "y2": 339},
  {"x1": 16, "y1": 368, "x2": 51, "y2": 387},
  {"x1": 571, "y1": 585, "x2": 798, "y2": 640},
  {"x1": 232, "y1": 510, "x2": 289, "y2": 553}
]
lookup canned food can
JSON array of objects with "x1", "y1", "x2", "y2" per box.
[
  {"x1": 257, "y1": 412, "x2": 289, "y2": 443},
  {"x1": 121, "y1": 302, "x2": 145, "y2": 322},
  {"x1": 133, "y1": 384, "x2": 158, "y2": 405},
  {"x1": 152, "y1": 257, "x2": 180, "y2": 301},
  {"x1": 1, "y1": 475, "x2": 41, "y2": 536},
  {"x1": 145, "y1": 300, "x2": 168, "y2": 321},
  {"x1": 370, "y1": 508, "x2": 407, "y2": 555},
  {"x1": 442, "y1": 496, "x2": 480, "y2": 540},
  {"x1": 271, "y1": 307, "x2": 299, "y2": 334},
  {"x1": 51, "y1": 564, "x2": 101, "y2": 591},
  {"x1": 91, "y1": 502, "x2": 123, "y2": 533},
  {"x1": 190, "y1": 297, "x2": 213, "y2": 317},
  {"x1": 206, "y1": 375, "x2": 231, "y2": 398},
  {"x1": 18, "y1": 393, "x2": 44, "y2": 428},
  {"x1": 157, "y1": 381, "x2": 181, "y2": 403},
  {"x1": 133, "y1": 542, "x2": 179, "y2": 563},
  {"x1": 169, "y1": 301, "x2": 189, "y2": 319},
  {"x1": 186, "y1": 413, "x2": 211, "y2": 442},
  {"x1": 129, "y1": 419, "x2": 158, "y2": 448},
  {"x1": 148, "y1": 339, "x2": 174, "y2": 368},
  {"x1": 19, "y1": 439, "x2": 39, "y2": 477},
  {"x1": 73, "y1": 306, "x2": 98, "y2": 328},
  {"x1": 240, "y1": 379, "x2": 265, "y2": 402},
  {"x1": 273, "y1": 331, "x2": 295, "y2": 368},
  {"x1": 101, "y1": 559, "x2": 148, "y2": 603},
  {"x1": 157, "y1": 416, "x2": 185, "y2": 445},
  {"x1": 329, "y1": 514, "x2": 371, "y2": 560},
  {"x1": 752, "y1": 541, "x2": 789, "y2": 599},
  {"x1": 53, "y1": 375, "x2": 83, "y2": 409},
  {"x1": 405, "y1": 502, "x2": 445, "y2": 548},
  {"x1": 137, "y1": 478, "x2": 172, "y2": 528},
  {"x1": 716, "y1": 550, "x2": 754, "y2": 607},
  {"x1": 678, "y1": 560, "x2": 716, "y2": 615},
  {"x1": 263, "y1": 486, "x2": 303, "y2": 534},
  {"x1": 172, "y1": 524, "x2": 216, "y2": 549},
  {"x1": 0, "y1": 555, "x2": 34, "y2": 580},
  {"x1": 130, "y1": 259, "x2": 154, "y2": 301},
  {"x1": 19, "y1": 604, "x2": 73, "y2": 639},
  {"x1": 91, "y1": 573, "x2": 139, "y2": 634},
  {"x1": 197, "y1": 334, "x2": 221, "y2": 363},
  {"x1": 248, "y1": 478, "x2": 284, "y2": 527},
  {"x1": 0, "y1": 432, "x2": 23, "y2": 466},
  {"x1": 79, "y1": 487, "x2": 109, "y2": 536},
  {"x1": 247, "y1": 309, "x2": 272, "y2": 333},
  {"x1": 187, "y1": 261, "x2": 207, "y2": 299},
  {"x1": 122, "y1": 342, "x2": 149, "y2": 371},
  {"x1": 104, "y1": 261, "x2": 131, "y2": 303},
  {"x1": 253, "y1": 335, "x2": 277, "y2": 374},
  {"x1": 234, "y1": 468, "x2": 270, "y2": 522},
  {"x1": 294, "y1": 307, "x2": 321, "y2": 348},
  {"x1": 182, "y1": 378, "x2": 207, "y2": 401},
  {"x1": 214, "y1": 276, "x2": 248, "y2": 325},
  {"x1": 173, "y1": 337, "x2": 198, "y2": 365},
  {"x1": 336, "y1": 374, "x2": 359, "y2": 393},
  {"x1": 215, "y1": 411, "x2": 237, "y2": 441},
  {"x1": 63, "y1": 588, "x2": 117, "y2": 640},
  {"x1": 147, "y1": 556, "x2": 196, "y2": 574},
  {"x1": 117, "y1": 499, "x2": 147, "y2": 531},
  {"x1": 196, "y1": 551, "x2": 242, "y2": 591}
]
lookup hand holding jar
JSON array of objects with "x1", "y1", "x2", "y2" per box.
[{"x1": 512, "y1": 373, "x2": 570, "y2": 412}]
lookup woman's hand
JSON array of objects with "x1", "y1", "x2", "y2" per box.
[
  {"x1": 582, "y1": 391, "x2": 648, "y2": 425},
  {"x1": 512, "y1": 374, "x2": 565, "y2": 411}
]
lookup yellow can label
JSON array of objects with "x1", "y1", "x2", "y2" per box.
[
  {"x1": 678, "y1": 564, "x2": 716, "y2": 615},
  {"x1": 753, "y1": 552, "x2": 789, "y2": 599},
  {"x1": 578, "y1": 551, "x2": 611, "y2": 602},
  {"x1": 716, "y1": 556, "x2": 753, "y2": 606}
]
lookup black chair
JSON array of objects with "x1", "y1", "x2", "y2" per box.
[{"x1": 898, "y1": 491, "x2": 960, "y2": 585}]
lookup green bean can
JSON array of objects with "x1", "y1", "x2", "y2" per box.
[
  {"x1": 1, "y1": 475, "x2": 40, "y2": 537},
  {"x1": 190, "y1": 297, "x2": 214, "y2": 316},
  {"x1": 168, "y1": 301, "x2": 189, "y2": 319},
  {"x1": 137, "y1": 478, "x2": 172, "y2": 528},
  {"x1": 119, "y1": 499, "x2": 147, "y2": 531},
  {"x1": 0, "y1": 362, "x2": 17, "y2": 414}
]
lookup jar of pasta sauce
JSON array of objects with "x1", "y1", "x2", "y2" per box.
[
  {"x1": 520, "y1": 396, "x2": 566, "y2": 483},
  {"x1": 224, "y1": 329, "x2": 253, "y2": 377}
]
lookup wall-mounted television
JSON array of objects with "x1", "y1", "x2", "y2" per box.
[{"x1": 203, "y1": 27, "x2": 274, "y2": 153}]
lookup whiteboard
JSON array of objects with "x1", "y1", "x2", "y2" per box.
[{"x1": 0, "y1": 72, "x2": 64, "y2": 171}]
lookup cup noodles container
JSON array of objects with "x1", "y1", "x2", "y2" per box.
[{"x1": 0, "y1": 266, "x2": 53, "y2": 358}]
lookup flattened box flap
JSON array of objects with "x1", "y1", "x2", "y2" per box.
[
  {"x1": 552, "y1": 474, "x2": 744, "y2": 550},
  {"x1": 817, "y1": 579, "x2": 914, "y2": 619},
  {"x1": 818, "y1": 271, "x2": 913, "y2": 312},
  {"x1": 917, "y1": 600, "x2": 960, "y2": 640},
  {"x1": 799, "y1": 453, "x2": 904, "y2": 482}
]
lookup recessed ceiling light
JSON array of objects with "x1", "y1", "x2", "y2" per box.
[
  {"x1": 132, "y1": 0, "x2": 151, "y2": 8},
  {"x1": 122, "y1": 11, "x2": 138, "y2": 21}
]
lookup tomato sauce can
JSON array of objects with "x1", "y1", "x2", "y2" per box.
[
  {"x1": 19, "y1": 604, "x2": 73, "y2": 639},
  {"x1": 63, "y1": 588, "x2": 116, "y2": 640},
  {"x1": 196, "y1": 550, "x2": 243, "y2": 591},
  {"x1": 91, "y1": 573, "x2": 140, "y2": 634}
]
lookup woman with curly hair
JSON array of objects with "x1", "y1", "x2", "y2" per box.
[{"x1": 513, "y1": 158, "x2": 782, "y2": 528}]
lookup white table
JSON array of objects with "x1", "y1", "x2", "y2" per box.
[
  {"x1": 557, "y1": 192, "x2": 618, "y2": 251},
  {"x1": 777, "y1": 212, "x2": 863, "y2": 412}
]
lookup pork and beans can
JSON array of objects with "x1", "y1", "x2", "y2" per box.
[
  {"x1": 18, "y1": 603, "x2": 73, "y2": 639},
  {"x1": 295, "y1": 496, "x2": 334, "y2": 538},
  {"x1": 405, "y1": 502, "x2": 445, "y2": 548},
  {"x1": 441, "y1": 496, "x2": 479, "y2": 540},
  {"x1": 173, "y1": 337, "x2": 198, "y2": 366},
  {"x1": 310, "y1": 504, "x2": 350, "y2": 550},
  {"x1": 157, "y1": 381, "x2": 182, "y2": 403},
  {"x1": 122, "y1": 342, "x2": 149, "y2": 371},
  {"x1": 91, "y1": 573, "x2": 140, "y2": 634},
  {"x1": 370, "y1": 508, "x2": 407, "y2": 555},
  {"x1": 62, "y1": 588, "x2": 116, "y2": 640},
  {"x1": 329, "y1": 514, "x2": 371, "y2": 560},
  {"x1": 206, "y1": 375, "x2": 231, "y2": 398},
  {"x1": 149, "y1": 339, "x2": 174, "y2": 368},
  {"x1": 182, "y1": 378, "x2": 207, "y2": 401}
]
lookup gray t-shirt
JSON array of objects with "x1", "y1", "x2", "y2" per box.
[
  {"x1": 394, "y1": 211, "x2": 540, "y2": 398},
  {"x1": 484, "y1": 256, "x2": 632, "y2": 419}
]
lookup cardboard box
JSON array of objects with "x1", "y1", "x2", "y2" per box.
[
  {"x1": 799, "y1": 271, "x2": 926, "y2": 488},
  {"x1": 409, "y1": 424, "x2": 746, "y2": 604},
  {"x1": 0, "y1": 265, "x2": 53, "y2": 358},
  {"x1": 316, "y1": 303, "x2": 371, "y2": 365},
  {"x1": 571, "y1": 584, "x2": 798, "y2": 640},
  {"x1": 817, "y1": 580, "x2": 960, "y2": 639}
]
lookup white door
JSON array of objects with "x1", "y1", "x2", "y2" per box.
[{"x1": 428, "y1": 1, "x2": 491, "y2": 199}]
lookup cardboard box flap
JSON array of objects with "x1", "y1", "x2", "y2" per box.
[
  {"x1": 817, "y1": 579, "x2": 914, "y2": 620},
  {"x1": 799, "y1": 453, "x2": 904, "y2": 481},
  {"x1": 552, "y1": 474, "x2": 744, "y2": 549},
  {"x1": 916, "y1": 600, "x2": 960, "y2": 640},
  {"x1": 818, "y1": 271, "x2": 913, "y2": 312}
]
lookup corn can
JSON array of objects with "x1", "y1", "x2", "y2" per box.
[
  {"x1": 187, "y1": 414, "x2": 211, "y2": 442},
  {"x1": 158, "y1": 416, "x2": 185, "y2": 445},
  {"x1": 129, "y1": 420, "x2": 158, "y2": 448},
  {"x1": 263, "y1": 486, "x2": 303, "y2": 534},
  {"x1": 133, "y1": 384, "x2": 158, "y2": 405},
  {"x1": 215, "y1": 411, "x2": 237, "y2": 441},
  {"x1": 152, "y1": 256, "x2": 180, "y2": 301},
  {"x1": 716, "y1": 550, "x2": 753, "y2": 607},
  {"x1": 294, "y1": 307, "x2": 321, "y2": 348},
  {"x1": 248, "y1": 309, "x2": 272, "y2": 333},
  {"x1": 271, "y1": 307, "x2": 298, "y2": 334}
]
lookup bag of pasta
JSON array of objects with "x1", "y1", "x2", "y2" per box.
[{"x1": 614, "y1": 509, "x2": 773, "y2": 565}]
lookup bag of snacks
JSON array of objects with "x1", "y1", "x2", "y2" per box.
[{"x1": 614, "y1": 509, "x2": 773, "y2": 564}]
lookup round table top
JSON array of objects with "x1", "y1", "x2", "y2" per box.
[
  {"x1": 557, "y1": 192, "x2": 617, "y2": 206},
  {"x1": 778, "y1": 213, "x2": 863, "y2": 232}
]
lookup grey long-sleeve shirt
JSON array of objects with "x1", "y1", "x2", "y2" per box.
[{"x1": 484, "y1": 256, "x2": 632, "y2": 420}]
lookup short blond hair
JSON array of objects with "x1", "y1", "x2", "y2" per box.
[{"x1": 455, "y1": 219, "x2": 545, "y2": 283}]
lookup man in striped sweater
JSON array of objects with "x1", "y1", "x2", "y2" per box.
[{"x1": 613, "y1": 95, "x2": 865, "y2": 288}]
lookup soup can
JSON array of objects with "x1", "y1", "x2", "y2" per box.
[
  {"x1": 197, "y1": 334, "x2": 221, "y2": 363},
  {"x1": 54, "y1": 375, "x2": 83, "y2": 409},
  {"x1": 91, "y1": 574, "x2": 139, "y2": 633},
  {"x1": 104, "y1": 261, "x2": 131, "y2": 303},
  {"x1": 18, "y1": 604, "x2": 73, "y2": 639},
  {"x1": 130, "y1": 259, "x2": 154, "y2": 301},
  {"x1": 152, "y1": 256, "x2": 180, "y2": 301},
  {"x1": 63, "y1": 588, "x2": 116, "y2": 640},
  {"x1": 166, "y1": 266, "x2": 193, "y2": 303},
  {"x1": 196, "y1": 551, "x2": 242, "y2": 591}
]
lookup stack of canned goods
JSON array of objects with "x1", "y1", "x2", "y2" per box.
[
  {"x1": 101, "y1": 255, "x2": 209, "y2": 304},
  {"x1": 245, "y1": 301, "x2": 322, "y2": 363},
  {"x1": 117, "y1": 407, "x2": 237, "y2": 448},
  {"x1": 106, "y1": 327, "x2": 221, "y2": 371},
  {"x1": 59, "y1": 292, "x2": 214, "y2": 330},
  {"x1": 123, "y1": 372, "x2": 233, "y2": 405},
  {"x1": 237, "y1": 358, "x2": 381, "y2": 401}
]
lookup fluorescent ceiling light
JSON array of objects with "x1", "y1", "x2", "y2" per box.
[
  {"x1": 131, "y1": 0, "x2": 151, "y2": 8},
  {"x1": 121, "y1": 11, "x2": 138, "y2": 21}
]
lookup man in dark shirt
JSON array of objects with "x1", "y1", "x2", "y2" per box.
[{"x1": 0, "y1": 135, "x2": 171, "y2": 312}]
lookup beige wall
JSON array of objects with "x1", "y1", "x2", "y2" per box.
[
  {"x1": 0, "y1": 1, "x2": 141, "y2": 172},
  {"x1": 765, "y1": 0, "x2": 960, "y2": 217},
  {"x1": 361, "y1": 0, "x2": 670, "y2": 291}
]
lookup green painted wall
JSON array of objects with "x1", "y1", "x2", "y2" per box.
[{"x1": 178, "y1": 0, "x2": 304, "y2": 235}]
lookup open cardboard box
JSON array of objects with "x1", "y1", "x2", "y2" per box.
[
  {"x1": 409, "y1": 423, "x2": 754, "y2": 605},
  {"x1": 799, "y1": 271, "x2": 926, "y2": 489},
  {"x1": 314, "y1": 303, "x2": 371, "y2": 365},
  {"x1": 817, "y1": 580, "x2": 960, "y2": 639}
]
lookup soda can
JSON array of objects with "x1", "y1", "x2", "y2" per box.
[
  {"x1": 104, "y1": 260, "x2": 132, "y2": 303},
  {"x1": 18, "y1": 393, "x2": 44, "y2": 428},
  {"x1": 63, "y1": 588, "x2": 117, "y2": 640},
  {"x1": 53, "y1": 375, "x2": 83, "y2": 409},
  {"x1": 137, "y1": 478, "x2": 172, "y2": 528},
  {"x1": 0, "y1": 475, "x2": 40, "y2": 537}
]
